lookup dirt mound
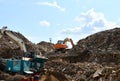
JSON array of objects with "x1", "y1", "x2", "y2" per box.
[
  {"x1": 37, "y1": 41, "x2": 54, "y2": 54},
  {"x1": 45, "y1": 59, "x2": 120, "y2": 81},
  {"x1": 44, "y1": 27, "x2": 120, "y2": 81},
  {"x1": 67, "y1": 28, "x2": 120, "y2": 64},
  {"x1": 0, "y1": 30, "x2": 39, "y2": 58},
  {"x1": 1, "y1": 27, "x2": 120, "y2": 81},
  {"x1": 0, "y1": 71, "x2": 25, "y2": 81},
  {"x1": 40, "y1": 71, "x2": 71, "y2": 81}
]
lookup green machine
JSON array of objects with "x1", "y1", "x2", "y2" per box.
[
  {"x1": 30, "y1": 52, "x2": 48, "y2": 71},
  {"x1": 5, "y1": 59, "x2": 31, "y2": 74},
  {"x1": 31, "y1": 57, "x2": 48, "y2": 70},
  {"x1": 5, "y1": 52, "x2": 48, "y2": 74}
]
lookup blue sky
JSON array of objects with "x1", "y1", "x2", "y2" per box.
[{"x1": 0, "y1": 0, "x2": 120, "y2": 44}]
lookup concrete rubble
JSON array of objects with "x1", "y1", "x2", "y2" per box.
[{"x1": 0, "y1": 27, "x2": 120, "y2": 81}]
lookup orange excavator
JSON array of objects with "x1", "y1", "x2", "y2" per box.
[{"x1": 54, "y1": 38, "x2": 74, "y2": 52}]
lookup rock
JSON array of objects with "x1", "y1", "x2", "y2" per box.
[{"x1": 93, "y1": 68, "x2": 104, "y2": 78}]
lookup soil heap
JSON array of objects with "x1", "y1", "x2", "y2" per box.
[
  {"x1": 1, "y1": 27, "x2": 120, "y2": 81},
  {"x1": 37, "y1": 41, "x2": 54, "y2": 54},
  {"x1": 0, "y1": 30, "x2": 39, "y2": 58},
  {"x1": 66, "y1": 28, "x2": 120, "y2": 64},
  {"x1": 45, "y1": 27, "x2": 120, "y2": 81}
]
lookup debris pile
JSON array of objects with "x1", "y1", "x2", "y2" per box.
[
  {"x1": 0, "y1": 30, "x2": 40, "y2": 58},
  {"x1": 45, "y1": 27, "x2": 120, "y2": 81},
  {"x1": 46, "y1": 61, "x2": 120, "y2": 81},
  {"x1": 37, "y1": 41, "x2": 55, "y2": 54},
  {"x1": 0, "y1": 72, "x2": 24, "y2": 81},
  {"x1": 0, "y1": 27, "x2": 120, "y2": 81},
  {"x1": 67, "y1": 28, "x2": 120, "y2": 64}
]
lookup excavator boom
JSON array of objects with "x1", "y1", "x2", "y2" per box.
[
  {"x1": 63, "y1": 38, "x2": 74, "y2": 47},
  {"x1": 0, "y1": 26, "x2": 27, "y2": 52},
  {"x1": 5, "y1": 31, "x2": 27, "y2": 52}
]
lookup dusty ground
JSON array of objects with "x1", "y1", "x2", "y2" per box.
[{"x1": 0, "y1": 27, "x2": 120, "y2": 81}]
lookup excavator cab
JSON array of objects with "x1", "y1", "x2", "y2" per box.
[
  {"x1": 57, "y1": 40, "x2": 64, "y2": 44},
  {"x1": 54, "y1": 40, "x2": 68, "y2": 52}
]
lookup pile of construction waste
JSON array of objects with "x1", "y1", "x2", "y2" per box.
[
  {"x1": 0, "y1": 71, "x2": 24, "y2": 81},
  {"x1": 0, "y1": 29, "x2": 40, "y2": 58},
  {"x1": 67, "y1": 28, "x2": 120, "y2": 63},
  {"x1": 46, "y1": 61, "x2": 120, "y2": 81},
  {"x1": 0, "y1": 27, "x2": 120, "y2": 81},
  {"x1": 45, "y1": 27, "x2": 120, "y2": 81},
  {"x1": 37, "y1": 41, "x2": 55, "y2": 54},
  {"x1": 0, "y1": 70, "x2": 72, "y2": 81}
]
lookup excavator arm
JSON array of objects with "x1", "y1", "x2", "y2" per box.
[
  {"x1": 4, "y1": 31, "x2": 27, "y2": 52},
  {"x1": 0, "y1": 26, "x2": 27, "y2": 52},
  {"x1": 63, "y1": 38, "x2": 74, "y2": 47}
]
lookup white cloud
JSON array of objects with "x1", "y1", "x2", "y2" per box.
[
  {"x1": 36, "y1": 1, "x2": 66, "y2": 11},
  {"x1": 61, "y1": 8, "x2": 119, "y2": 35},
  {"x1": 60, "y1": 27, "x2": 82, "y2": 34},
  {"x1": 76, "y1": 8, "x2": 119, "y2": 32},
  {"x1": 117, "y1": 18, "x2": 120, "y2": 25},
  {"x1": 58, "y1": 8, "x2": 120, "y2": 43},
  {"x1": 56, "y1": 23, "x2": 61, "y2": 26},
  {"x1": 39, "y1": 20, "x2": 50, "y2": 27}
]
